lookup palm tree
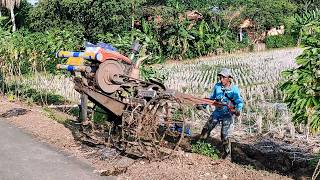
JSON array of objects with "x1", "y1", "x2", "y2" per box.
[{"x1": 0, "y1": 0, "x2": 20, "y2": 31}]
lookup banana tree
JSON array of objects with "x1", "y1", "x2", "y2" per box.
[
  {"x1": 160, "y1": 19, "x2": 194, "y2": 60},
  {"x1": 293, "y1": 8, "x2": 320, "y2": 45}
]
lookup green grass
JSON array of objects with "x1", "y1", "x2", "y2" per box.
[
  {"x1": 42, "y1": 107, "x2": 70, "y2": 124},
  {"x1": 2, "y1": 82, "x2": 66, "y2": 106},
  {"x1": 191, "y1": 141, "x2": 220, "y2": 160},
  {"x1": 309, "y1": 152, "x2": 320, "y2": 167}
]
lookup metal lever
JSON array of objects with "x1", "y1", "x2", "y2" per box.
[{"x1": 129, "y1": 40, "x2": 141, "y2": 64}]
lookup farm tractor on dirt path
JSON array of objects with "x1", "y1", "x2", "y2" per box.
[{"x1": 56, "y1": 41, "x2": 222, "y2": 159}]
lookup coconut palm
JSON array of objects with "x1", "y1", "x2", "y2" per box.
[{"x1": 0, "y1": 0, "x2": 20, "y2": 31}]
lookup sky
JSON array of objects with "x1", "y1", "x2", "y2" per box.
[{"x1": 27, "y1": 0, "x2": 38, "y2": 5}]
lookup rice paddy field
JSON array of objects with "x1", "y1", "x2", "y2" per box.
[{"x1": 158, "y1": 48, "x2": 303, "y2": 137}]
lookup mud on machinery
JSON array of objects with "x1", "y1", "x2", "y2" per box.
[{"x1": 56, "y1": 41, "x2": 221, "y2": 159}]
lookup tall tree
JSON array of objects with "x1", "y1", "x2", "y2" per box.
[{"x1": 0, "y1": 0, "x2": 20, "y2": 31}]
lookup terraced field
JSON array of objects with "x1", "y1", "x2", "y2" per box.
[{"x1": 159, "y1": 48, "x2": 302, "y2": 133}]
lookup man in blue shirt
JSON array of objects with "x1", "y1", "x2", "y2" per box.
[{"x1": 200, "y1": 68, "x2": 244, "y2": 157}]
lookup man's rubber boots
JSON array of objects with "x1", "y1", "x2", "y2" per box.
[
  {"x1": 221, "y1": 138, "x2": 231, "y2": 159},
  {"x1": 200, "y1": 128, "x2": 210, "y2": 140}
]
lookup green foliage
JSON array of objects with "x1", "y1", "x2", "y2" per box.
[
  {"x1": 67, "y1": 107, "x2": 80, "y2": 117},
  {"x1": 0, "y1": 0, "x2": 309, "y2": 79},
  {"x1": 0, "y1": 16, "x2": 9, "y2": 28},
  {"x1": 42, "y1": 107, "x2": 70, "y2": 124},
  {"x1": 98, "y1": 14, "x2": 243, "y2": 61},
  {"x1": 92, "y1": 106, "x2": 108, "y2": 124},
  {"x1": 281, "y1": 23, "x2": 320, "y2": 132},
  {"x1": 291, "y1": 0, "x2": 320, "y2": 14},
  {"x1": 0, "y1": 27, "x2": 83, "y2": 75},
  {"x1": 265, "y1": 35, "x2": 296, "y2": 48},
  {"x1": 171, "y1": 109, "x2": 183, "y2": 121},
  {"x1": 163, "y1": 0, "x2": 217, "y2": 11},
  {"x1": 90, "y1": 106, "x2": 121, "y2": 124},
  {"x1": 15, "y1": 0, "x2": 32, "y2": 29},
  {"x1": 308, "y1": 152, "x2": 320, "y2": 167},
  {"x1": 27, "y1": 0, "x2": 147, "y2": 39},
  {"x1": 290, "y1": 8, "x2": 320, "y2": 44},
  {"x1": 140, "y1": 65, "x2": 167, "y2": 82},
  {"x1": 294, "y1": 8, "x2": 320, "y2": 27},
  {"x1": 213, "y1": 0, "x2": 297, "y2": 31},
  {"x1": 191, "y1": 141, "x2": 220, "y2": 159},
  {"x1": 4, "y1": 0, "x2": 296, "y2": 70},
  {"x1": 244, "y1": 0, "x2": 297, "y2": 30}
]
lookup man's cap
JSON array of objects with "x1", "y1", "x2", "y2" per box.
[{"x1": 218, "y1": 68, "x2": 233, "y2": 78}]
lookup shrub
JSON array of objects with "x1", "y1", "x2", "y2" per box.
[
  {"x1": 1, "y1": 82, "x2": 66, "y2": 105},
  {"x1": 281, "y1": 25, "x2": 320, "y2": 132},
  {"x1": 265, "y1": 34, "x2": 297, "y2": 48},
  {"x1": 191, "y1": 141, "x2": 220, "y2": 159},
  {"x1": 0, "y1": 27, "x2": 84, "y2": 75}
]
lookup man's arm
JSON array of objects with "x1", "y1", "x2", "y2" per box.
[
  {"x1": 199, "y1": 84, "x2": 223, "y2": 109},
  {"x1": 228, "y1": 86, "x2": 243, "y2": 116},
  {"x1": 233, "y1": 86, "x2": 244, "y2": 112}
]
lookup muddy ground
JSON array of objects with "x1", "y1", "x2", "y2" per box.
[{"x1": 0, "y1": 97, "x2": 302, "y2": 180}]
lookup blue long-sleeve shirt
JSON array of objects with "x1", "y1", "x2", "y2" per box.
[{"x1": 209, "y1": 82, "x2": 244, "y2": 118}]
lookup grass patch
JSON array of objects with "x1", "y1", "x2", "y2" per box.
[
  {"x1": 92, "y1": 106, "x2": 108, "y2": 124},
  {"x1": 42, "y1": 107, "x2": 70, "y2": 124},
  {"x1": 2, "y1": 82, "x2": 67, "y2": 106},
  {"x1": 67, "y1": 107, "x2": 80, "y2": 117},
  {"x1": 191, "y1": 141, "x2": 220, "y2": 160},
  {"x1": 309, "y1": 152, "x2": 320, "y2": 168},
  {"x1": 242, "y1": 164, "x2": 256, "y2": 170}
]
